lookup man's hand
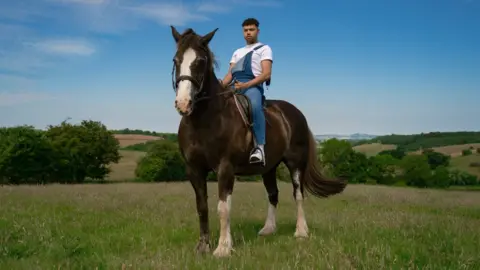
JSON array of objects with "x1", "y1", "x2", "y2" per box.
[{"x1": 234, "y1": 80, "x2": 249, "y2": 91}]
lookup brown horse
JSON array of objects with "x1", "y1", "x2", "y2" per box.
[{"x1": 170, "y1": 26, "x2": 347, "y2": 257}]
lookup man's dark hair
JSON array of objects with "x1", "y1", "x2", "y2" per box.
[{"x1": 242, "y1": 18, "x2": 259, "y2": 27}]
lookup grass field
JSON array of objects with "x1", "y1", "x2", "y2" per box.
[
  {"x1": 352, "y1": 143, "x2": 396, "y2": 156},
  {"x1": 114, "y1": 134, "x2": 161, "y2": 147},
  {"x1": 106, "y1": 150, "x2": 146, "y2": 181},
  {"x1": 411, "y1": 143, "x2": 480, "y2": 157},
  {"x1": 1, "y1": 182, "x2": 479, "y2": 269},
  {"x1": 451, "y1": 154, "x2": 480, "y2": 177}
]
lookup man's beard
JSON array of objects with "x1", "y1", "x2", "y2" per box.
[{"x1": 246, "y1": 38, "x2": 257, "y2": 44}]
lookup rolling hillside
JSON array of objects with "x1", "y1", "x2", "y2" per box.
[
  {"x1": 114, "y1": 134, "x2": 162, "y2": 147},
  {"x1": 352, "y1": 143, "x2": 396, "y2": 156}
]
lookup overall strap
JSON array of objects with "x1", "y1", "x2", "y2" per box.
[{"x1": 252, "y1": 44, "x2": 265, "y2": 51}]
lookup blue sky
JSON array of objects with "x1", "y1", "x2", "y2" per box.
[{"x1": 0, "y1": 0, "x2": 479, "y2": 135}]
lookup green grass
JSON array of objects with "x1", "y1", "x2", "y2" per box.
[
  {"x1": 451, "y1": 154, "x2": 480, "y2": 178},
  {"x1": 1, "y1": 182, "x2": 479, "y2": 269}
]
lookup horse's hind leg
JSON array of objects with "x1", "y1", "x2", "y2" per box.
[
  {"x1": 258, "y1": 166, "x2": 279, "y2": 236},
  {"x1": 284, "y1": 158, "x2": 309, "y2": 238}
]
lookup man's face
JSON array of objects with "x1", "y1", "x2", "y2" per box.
[{"x1": 243, "y1": 24, "x2": 258, "y2": 43}]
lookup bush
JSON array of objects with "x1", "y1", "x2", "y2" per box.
[
  {"x1": 369, "y1": 154, "x2": 398, "y2": 185},
  {"x1": 422, "y1": 149, "x2": 450, "y2": 169},
  {"x1": 319, "y1": 138, "x2": 370, "y2": 183},
  {"x1": 469, "y1": 162, "x2": 480, "y2": 168},
  {"x1": 400, "y1": 155, "x2": 433, "y2": 188},
  {"x1": 449, "y1": 169, "x2": 478, "y2": 186},
  {"x1": 477, "y1": 148, "x2": 480, "y2": 154},
  {"x1": 0, "y1": 126, "x2": 55, "y2": 184},
  {"x1": 431, "y1": 166, "x2": 451, "y2": 188},
  {"x1": 46, "y1": 120, "x2": 121, "y2": 183},
  {"x1": 135, "y1": 140, "x2": 186, "y2": 182},
  {"x1": 378, "y1": 147, "x2": 406, "y2": 160},
  {"x1": 462, "y1": 149, "x2": 473, "y2": 156},
  {"x1": 276, "y1": 163, "x2": 290, "y2": 182}
]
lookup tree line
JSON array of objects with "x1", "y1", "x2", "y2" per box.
[
  {"x1": 320, "y1": 139, "x2": 479, "y2": 188},
  {"x1": 0, "y1": 121, "x2": 120, "y2": 184},
  {"x1": 1, "y1": 122, "x2": 479, "y2": 188},
  {"x1": 353, "y1": 131, "x2": 480, "y2": 152},
  {"x1": 133, "y1": 136, "x2": 479, "y2": 188}
]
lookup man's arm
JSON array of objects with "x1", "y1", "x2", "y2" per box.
[
  {"x1": 244, "y1": 60, "x2": 272, "y2": 88},
  {"x1": 244, "y1": 45, "x2": 273, "y2": 88},
  {"x1": 221, "y1": 63, "x2": 235, "y2": 87},
  {"x1": 221, "y1": 51, "x2": 237, "y2": 87}
]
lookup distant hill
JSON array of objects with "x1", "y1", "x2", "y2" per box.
[{"x1": 315, "y1": 133, "x2": 378, "y2": 142}]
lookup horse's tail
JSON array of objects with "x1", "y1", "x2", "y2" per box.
[{"x1": 302, "y1": 128, "x2": 347, "y2": 198}]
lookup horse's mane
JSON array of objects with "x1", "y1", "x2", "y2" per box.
[{"x1": 177, "y1": 28, "x2": 220, "y2": 71}]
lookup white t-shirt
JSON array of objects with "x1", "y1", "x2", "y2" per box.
[{"x1": 229, "y1": 42, "x2": 273, "y2": 77}]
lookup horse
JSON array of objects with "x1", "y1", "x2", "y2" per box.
[{"x1": 169, "y1": 26, "x2": 347, "y2": 258}]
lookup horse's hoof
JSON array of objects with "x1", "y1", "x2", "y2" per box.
[
  {"x1": 258, "y1": 225, "x2": 276, "y2": 236},
  {"x1": 294, "y1": 230, "x2": 309, "y2": 239},
  {"x1": 195, "y1": 241, "x2": 210, "y2": 254},
  {"x1": 212, "y1": 245, "x2": 232, "y2": 258}
]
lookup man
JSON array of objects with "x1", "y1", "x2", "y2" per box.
[{"x1": 221, "y1": 17, "x2": 273, "y2": 166}]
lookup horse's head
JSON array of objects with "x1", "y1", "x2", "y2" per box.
[{"x1": 170, "y1": 26, "x2": 218, "y2": 116}]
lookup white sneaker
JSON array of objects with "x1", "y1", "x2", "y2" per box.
[{"x1": 249, "y1": 146, "x2": 265, "y2": 165}]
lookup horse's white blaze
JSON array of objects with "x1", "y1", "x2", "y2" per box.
[
  {"x1": 175, "y1": 48, "x2": 196, "y2": 113},
  {"x1": 293, "y1": 170, "x2": 308, "y2": 238},
  {"x1": 213, "y1": 194, "x2": 232, "y2": 257}
]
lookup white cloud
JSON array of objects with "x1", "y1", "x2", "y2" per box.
[{"x1": 27, "y1": 39, "x2": 96, "y2": 56}]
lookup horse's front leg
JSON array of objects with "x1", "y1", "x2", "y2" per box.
[
  {"x1": 213, "y1": 161, "x2": 235, "y2": 257},
  {"x1": 187, "y1": 165, "x2": 210, "y2": 254}
]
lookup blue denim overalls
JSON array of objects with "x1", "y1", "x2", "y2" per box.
[{"x1": 231, "y1": 44, "x2": 267, "y2": 146}]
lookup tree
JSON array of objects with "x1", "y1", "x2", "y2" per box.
[
  {"x1": 400, "y1": 155, "x2": 432, "y2": 188},
  {"x1": 378, "y1": 147, "x2": 406, "y2": 160},
  {"x1": 135, "y1": 140, "x2": 186, "y2": 182},
  {"x1": 45, "y1": 120, "x2": 120, "y2": 183},
  {"x1": 0, "y1": 126, "x2": 55, "y2": 184},
  {"x1": 319, "y1": 139, "x2": 369, "y2": 183},
  {"x1": 431, "y1": 166, "x2": 451, "y2": 188},
  {"x1": 422, "y1": 149, "x2": 450, "y2": 169},
  {"x1": 369, "y1": 154, "x2": 398, "y2": 185}
]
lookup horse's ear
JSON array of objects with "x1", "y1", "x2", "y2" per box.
[
  {"x1": 200, "y1": 28, "x2": 218, "y2": 45},
  {"x1": 171, "y1": 25, "x2": 181, "y2": 43}
]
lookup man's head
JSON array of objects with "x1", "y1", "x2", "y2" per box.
[{"x1": 242, "y1": 18, "x2": 259, "y2": 44}]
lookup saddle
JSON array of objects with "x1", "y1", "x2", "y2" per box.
[{"x1": 233, "y1": 92, "x2": 271, "y2": 129}]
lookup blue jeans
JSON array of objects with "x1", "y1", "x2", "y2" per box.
[{"x1": 240, "y1": 87, "x2": 265, "y2": 145}]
